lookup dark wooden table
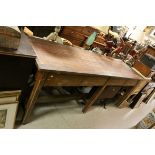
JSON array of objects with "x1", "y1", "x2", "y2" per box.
[{"x1": 22, "y1": 36, "x2": 144, "y2": 124}]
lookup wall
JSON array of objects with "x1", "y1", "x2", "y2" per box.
[
  {"x1": 126, "y1": 26, "x2": 155, "y2": 44},
  {"x1": 125, "y1": 26, "x2": 146, "y2": 43},
  {"x1": 94, "y1": 26, "x2": 109, "y2": 34}
]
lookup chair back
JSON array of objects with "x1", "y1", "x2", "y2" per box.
[{"x1": 133, "y1": 60, "x2": 151, "y2": 77}]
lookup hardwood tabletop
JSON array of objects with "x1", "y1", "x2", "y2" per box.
[
  {"x1": 30, "y1": 37, "x2": 142, "y2": 80},
  {"x1": 0, "y1": 32, "x2": 36, "y2": 58}
]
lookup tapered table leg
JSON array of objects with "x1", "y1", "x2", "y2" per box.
[
  {"x1": 82, "y1": 79, "x2": 109, "y2": 113},
  {"x1": 22, "y1": 71, "x2": 48, "y2": 124}
]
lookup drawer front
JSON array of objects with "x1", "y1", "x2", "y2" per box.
[
  {"x1": 65, "y1": 26, "x2": 84, "y2": 33},
  {"x1": 82, "y1": 26, "x2": 99, "y2": 36},
  {"x1": 61, "y1": 34, "x2": 85, "y2": 46},
  {"x1": 44, "y1": 73, "x2": 108, "y2": 86},
  {"x1": 62, "y1": 28, "x2": 86, "y2": 40},
  {"x1": 124, "y1": 79, "x2": 138, "y2": 86},
  {"x1": 108, "y1": 78, "x2": 137, "y2": 86},
  {"x1": 108, "y1": 79, "x2": 126, "y2": 86}
]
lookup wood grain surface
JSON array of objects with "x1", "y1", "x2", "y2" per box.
[{"x1": 30, "y1": 37, "x2": 142, "y2": 80}]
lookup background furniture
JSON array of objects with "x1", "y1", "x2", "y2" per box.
[
  {"x1": 0, "y1": 32, "x2": 36, "y2": 122},
  {"x1": 22, "y1": 36, "x2": 145, "y2": 124},
  {"x1": 140, "y1": 53, "x2": 155, "y2": 71},
  {"x1": 140, "y1": 45, "x2": 155, "y2": 71},
  {"x1": 127, "y1": 44, "x2": 155, "y2": 108},
  {"x1": 146, "y1": 45, "x2": 155, "y2": 57},
  {"x1": 133, "y1": 60, "x2": 152, "y2": 77},
  {"x1": 126, "y1": 68, "x2": 151, "y2": 109},
  {"x1": 59, "y1": 26, "x2": 106, "y2": 50}
]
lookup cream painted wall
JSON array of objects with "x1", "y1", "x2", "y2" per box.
[
  {"x1": 126, "y1": 26, "x2": 146, "y2": 43},
  {"x1": 95, "y1": 26, "x2": 109, "y2": 34},
  {"x1": 126, "y1": 26, "x2": 155, "y2": 44}
]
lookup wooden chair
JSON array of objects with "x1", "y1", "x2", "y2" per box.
[
  {"x1": 113, "y1": 41, "x2": 133, "y2": 60},
  {"x1": 133, "y1": 60, "x2": 151, "y2": 77},
  {"x1": 129, "y1": 60, "x2": 152, "y2": 108},
  {"x1": 121, "y1": 42, "x2": 133, "y2": 60}
]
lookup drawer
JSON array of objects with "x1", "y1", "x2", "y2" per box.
[
  {"x1": 82, "y1": 26, "x2": 99, "y2": 36},
  {"x1": 66, "y1": 26, "x2": 84, "y2": 33},
  {"x1": 62, "y1": 28, "x2": 86, "y2": 40},
  {"x1": 124, "y1": 79, "x2": 138, "y2": 86},
  {"x1": 108, "y1": 79, "x2": 126, "y2": 86},
  {"x1": 108, "y1": 78, "x2": 137, "y2": 86},
  {"x1": 44, "y1": 73, "x2": 108, "y2": 86},
  {"x1": 61, "y1": 34, "x2": 85, "y2": 46}
]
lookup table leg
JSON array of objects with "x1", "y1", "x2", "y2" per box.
[
  {"x1": 145, "y1": 89, "x2": 155, "y2": 104},
  {"x1": 22, "y1": 71, "x2": 48, "y2": 124},
  {"x1": 117, "y1": 82, "x2": 139, "y2": 108},
  {"x1": 82, "y1": 79, "x2": 109, "y2": 113}
]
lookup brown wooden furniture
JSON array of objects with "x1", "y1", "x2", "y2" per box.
[
  {"x1": 140, "y1": 45, "x2": 155, "y2": 71},
  {"x1": 22, "y1": 36, "x2": 146, "y2": 124},
  {"x1": 0, "y1": 32, "x2": 36, "y2": 121},
  {"x1": 120, "y1": 58, "x2": 152, "y2": 109},
  {"x1": 126, "y1": 45, "x2": 155, "y2": 108},
  {"x1": 118, "y1": 68, "x2": 150, "y2": 108},
  {"x1": 146, "y1": 45, "x2": 155, "y2": 57},
  {"x1": 133, "y1": 60, "x2": 152, "y2": 77},
  {"x1": 60, "y1": 26, "x2": 106, "y2": 50}
]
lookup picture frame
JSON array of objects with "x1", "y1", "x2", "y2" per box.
[{"x1": 0, "y1": 90, "x2": 21, "y2": 129}]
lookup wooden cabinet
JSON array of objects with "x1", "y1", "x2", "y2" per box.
[
  {"x1": 60, "y1": 27, "x2": 86, "y2": 46},
  {"x1": 0, "y1": 32, "x2": 36, "y2": 121},
  {"x1": 60, "y1": 26, "x2": 106, "y2": 49},
  {"x1": 82, "y1": 26, "x2": 98, "y2": 36}
]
